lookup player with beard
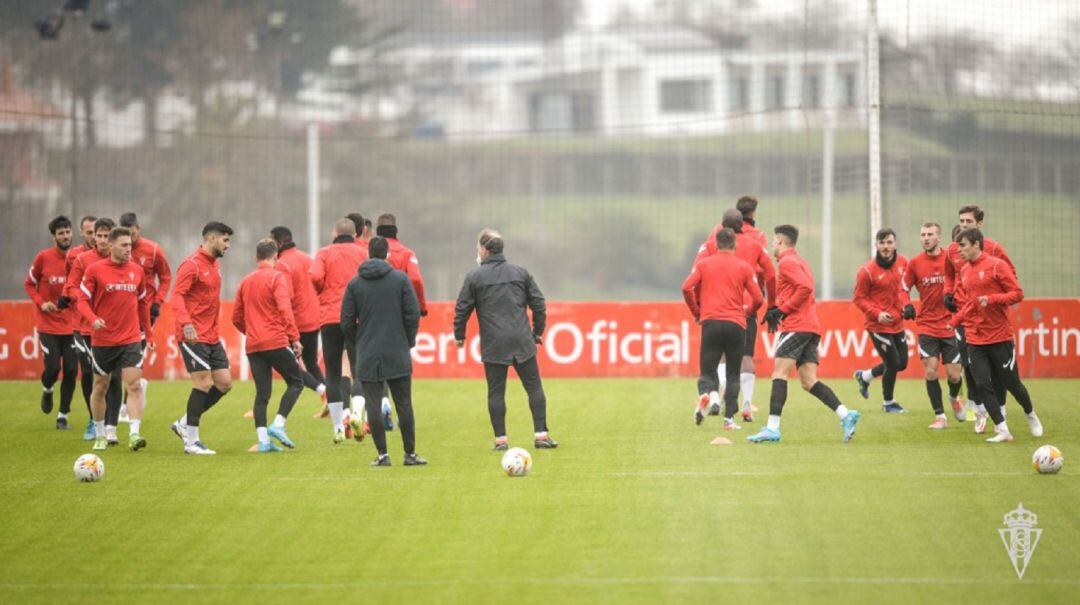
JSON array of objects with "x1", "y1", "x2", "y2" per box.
[
  {"x1": 852, "y1": 228, "x2": 911, "y2": 413},
  {"x1": 24, "y1": 216, "x2": 79, "y2": 429},
  {"x1": 746, "y1": 225, "x2": 861, "y2": 443},
  {"x1": 169, "y1": 222, "x2": 234, "y2": 455},
  {"x1": 76, "y1": 227, "x2": 152, "y2": 451},
  {"x1": 902, "y1": 223, "x2": 966, "y2": 428},
  {"x1": 62, "y1": 216, "x2": 98, "y2": 439}
]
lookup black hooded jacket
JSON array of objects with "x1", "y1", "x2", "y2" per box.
[
  {"x1": 453, "y1": 253, "x2": 546, "y2": 365},
  {"x1": 340, "y1": 258, "x2": 420, "y2": 381}
]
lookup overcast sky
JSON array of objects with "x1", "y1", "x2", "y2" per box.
[{"x1": 581, "y1": 0, "x2": 1078, "y2": 47}]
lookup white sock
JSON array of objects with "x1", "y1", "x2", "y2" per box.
[
  {"x1": 708, "y1": 391, "x2": 720, "y2": 406},
  {"x1": 717, "y1": 363, "x2": 727, "y2": 390},
  {"x1": 495, "y1": 435, "x2": 508, "y2": 443},
  {"x1": 996, "y1": 421, "x2": 1010, "y2": 434},
  {"x1": 976, "y1": 404, "x2": 987, "y2": 414},
  {"x1": 328, "y1": 402, "x2": 344, "y2": 431},
  {"x1": 884, "y1": 399, "x2": 896, "y2": 406},
  {"x1": 316, "y1": 383, "x2": 326, "y2": 395},
  {"x1": 936, "y1": 413, "x2": 947, "y2": 420},
  {"x1": 835, "y1": 404, "x2": 849, "y2": 419},
  {"x1": 43, "y1": 386, "x2": 53, "y2": 394},
  {"x1": 273, "y1": 414, "x2": 286, "y2": 428},
  {"x1": 861, "y1": 369, "x2": 875, "y2": 383},
  {"x1": 257, "y1": 427, "x2": 269, "y2": 444},
  {"x1": 186, "y1": 425, "x2": 200, "y2": 443},
  {"x1": 129, "y1": 420, "x2": 141, "y2": 435},
  {"x1": 57, "y1": 412, "x2": 67, "y2": 419},
  {"x1": 766, "y1": 415, "x2": 781, "y2": 430},
  {"x1": 381, "y1": 397, "x2": 391, "y2": 413},
  {"x1": 1001, "y1": 407, "x2": 1007, "y2": 419},
  {"x1": 535, "y1": 431, "x2": 548, "y2": 439},
  {"x1": 179, "y1": 415, "x2": 188, "y2": 426},
  {"x1": 93, "y1": 420, "x2": 105, "y2": 437},
  {"x1": 105, "y1": 424, "x2": 117, "y2": 435},
  {"x1": 740, "y1": 372, "x2": 755, "y2": 405},
  {"x1": 350, "y1": 395, "x2": 365, "y2": 415}
]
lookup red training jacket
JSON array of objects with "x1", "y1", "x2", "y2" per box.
[
  {"x1": 682, "y1": 252, "x2": 762, "y2": 328},
  {"x1": 130, "y1": 236, "x2": 172, "y2": 305},
  {"x1": 385, "y1": 237, "x2": 427, "y2": 315},
  {"x1": 902, "y1": 250, "x2": 954, "y2": 339},
  {"x1": 65, "y1": 247, "x2": 110, "y2": 335},
  {"x1": 25, "y1": 247, "x2": 74, "y2": 335},
  {"x1": 311, "y1": 239, "x2": 368, "y2": 327},
  {"x1": 953, "y1": 254, "x2": 1023, "y2": 345},
  {"x1": 77, "y1": 259, "x2": 150, "y2": 347},
  {"x1": 852, "y1": 255, "x2": 911, "y2": 334},
  {"x1": 944, "y1": 237, "x2": 1015, "y2": 304},
  {"x1": 233, "y1": 262, "x2": 299, "y2": 353},
  {"x1": 774, "y1": 248, "x2": 820, "y2": 334},
  {"x1": 170, "y1": 247, "x2": 223, "y2": 344},
  {"x1": 275, "y1": 245, "x2": 320, "y2": 333},
  {"x1": 694, "y1": 226, "x2": 775, "y2": 309}
]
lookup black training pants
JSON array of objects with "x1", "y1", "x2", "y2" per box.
[
  {"x1": 484, "y1": 355, "x2": 548, "y2": 437},
  {"x1": 698, "y1": 320, "x2": 745, "y2": 418},
  {"x1": 362, "y1": 377, "x2": 415, "y2": 456},
  {"x1": 40, "y1": 333, "x2": 78, "y2": 414},
  {"x1": 868, "y1": 331, "x2": 909, "y2": 401},
  {"x1": 248, "y1": 348, "x2": 304, "y2": 428},
  {"x1": 298, "y1": 330, "x2": 326, "y2": 392},
  {"x1": 320, "y1": 324, "x2": 356, "y2": 405},
  {"x1": 968, "y1": 340, "x2": 1034, "y2": 425}
]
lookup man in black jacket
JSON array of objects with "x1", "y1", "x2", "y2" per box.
[
  {"x1": 454, "y1": 229, "x2": 557, "y2": 451},
  {"x1": 341, "y1": 237, "x2": 426, "y2": 467}
]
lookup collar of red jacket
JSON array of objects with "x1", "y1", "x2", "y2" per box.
[
  {"x1": 196, "y1": 247, "x2": 217, "y2": 264},
  {"x1": 257, "y1": 261, "x2": 274, "y2": 269},
  {"x1": 777, "y1": 248, "x2": 798, "y2": 260}
]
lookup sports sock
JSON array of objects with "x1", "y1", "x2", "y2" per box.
[
  {"x1": 809, "y1": 381, "x2": 843, "y2": 411},
  {"x1": 204, "y1": 386, "x2": 226, "y2": 410},
  {"x1": 948, "y1": 380, "x2": 962, "y2": 399},
  {"x1": 835, "y1": 404, "x2": 850, "y2": 419},
  {"x1": 381, "y1": 397, "x2": 391, "y2": 412},
  {"x1": 43, "y1": 386, "x2": 53, "y2": 394},
  {"x1": 861, "y1": 369, "x2": 875, "y2": 382},
  {"x1": 926, "y1": 379, "x2": 944, "y2": 414},
  {"x1": 93, "y1": 420, "x2": 105, "y2": 437},
  {"x1": 57, "y1": 412, "x2": 68, "y2": 419},
  {"x1": 186, "y1": 425, "x2": 200, "y2": 443},
  {"x1": 708, "y1": 391, "x2": 720, "y2": 406},
  {"x1": 717, "y1": 362, "x2": 727, "y2": 390},
  {"x1": 976, "y1": 403, "x2": 987, "y2": 414},
  {"x1": 740, "y1": 372, "x2": 755, "y2": 405},
  {"x1": 768, "y1": 379, "x2": 788, "y2": 417},
  {"x1": 316, "y1": 383, "x2": 326, "y2": 396},
  {"x1": 129, "y1": 419, "x2": 141, "y2": 435},
  {"x1": 328, "y1": 402, "x2": 344, "y2": 431},
  {"x1": 766, "y1": 415, "x2": 781, "y2": 431},
  {"x1": 996, "y1": 421, "x2": 1010, "y2": 434},
  {"x1": 350, "y1": 395, "x2": 365, "y2": 415},
  {"x1": 273, "y1": 414, "x2": 286, "y2": 428},
  {"x1": 257, "y1": 427, "x2": 269, "y2": 444}
]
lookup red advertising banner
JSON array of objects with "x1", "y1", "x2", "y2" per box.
[{"x1": 2, "y1": 299, "x2": 1078, "y2": 380}]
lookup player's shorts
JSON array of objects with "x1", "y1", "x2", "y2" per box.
[
  {"x1": 917, "y1": 334, "x2": 961, "y2": 363},
  {"x1": 180, "y1": 341, "x2": 230, "y2": 373},
  {"x1": 744, "y1": 314, "x2": 758, "y2": 353},
  {"x1": 89, "y1": 343, "x2": 144, "y2": 376},
  {"x1": 773, "y1": 332, "x2": 820, "y2": 367}
]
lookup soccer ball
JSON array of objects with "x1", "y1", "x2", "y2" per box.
[
  {"x1": 501, "y1": 447, "x2": 532, "y2": 477},
  {"x1": 1032, "y1": 445, "x2": 1063, "y2": 474},
  {"x1": 73, "y1": 454, "x2": 105, "y2": 482}
]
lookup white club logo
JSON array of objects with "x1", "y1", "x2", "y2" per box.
[{"x1": 999, "y1": 503, "x2": 1042, "y2": 580}]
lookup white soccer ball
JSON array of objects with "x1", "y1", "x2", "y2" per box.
[
  {"x1": 73, "y1": 453, "x2": 105, "y2": 482},
  {"x1": 501, "y1": 447, "x2": 532, "y2": 477},
  {"x1": 1032, "y1": 445, "x2": 1063, "y2": 474}
]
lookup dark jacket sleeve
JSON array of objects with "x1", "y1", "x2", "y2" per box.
[
  {"x1": 453, "y1": 273, "x2": 476, "y2": 341},
  {"x1": 525, "y1": 270, "x2": 546, "y2": 336},
  {"x1": 340, "y1": 279, "x2": 358, "y2": 342},
  {"x1": 400, "y1": 275, "x2": 420, "y2": 348}
]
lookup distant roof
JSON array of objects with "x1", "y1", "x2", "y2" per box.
[{"x1": 606, "y1": 27, "x2": 720, "y2": 52}]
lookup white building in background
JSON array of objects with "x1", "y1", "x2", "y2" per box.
[{"x1": 311, "y1": 26, "x2": 866, "y2": 139}]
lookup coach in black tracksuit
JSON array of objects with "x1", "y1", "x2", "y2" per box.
[
  {"x1": 341, "y1": 236, "x2": 425, "y2": 467},
  {"x1": 454, "y1": 229, "x2": 557, "y2": 451}
]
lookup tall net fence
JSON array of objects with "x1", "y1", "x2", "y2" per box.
[{"x1": 2, "y1": 0, "x2": 1078, "y2": 301}]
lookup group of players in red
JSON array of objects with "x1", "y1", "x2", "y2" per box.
[
  {"x1": 683, "y1": 198, "x2": 1041, "y2": 443},
  {"x1": 25, "y1": 211, "x2": 426, "y2": 454}
]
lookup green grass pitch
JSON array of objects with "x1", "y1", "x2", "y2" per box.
[{"x1": 1, "y1": 378, "x2": 1078, "y2": 604}]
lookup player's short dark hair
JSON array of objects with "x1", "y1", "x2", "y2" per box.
[
  {"x1": 958, "y1": 204, "x2": 984, "y2": 222},
  {"x1": 119, "y1": 212, "x2": 138, "y2": 228},
  {"x1": 478, "y1": 228, "x2": 504, "y2": 254},
  {"x1": 922, "y1": 222, "x2": 941, "y2": 233},
  {"x1": 270, "y1": 226, "x2": 293, "y2": 246},
  {"x1": 94, "y1": 217, "x2": 115, "y2": 233},
  {"x1": 108, "y1": 226, "x2": 132, "y2": 242},
  {"x1": 721, "y1": 208, "x2": 743, "y2": 231},
  {"x1": 48, "y1": 215, "x2": 72, "y2": 234},
  {"x1": 79, "y1": 215, "x2": 97, "y2": 229},
  {"x1": 951, "y1": 224, "x2": 963, "y2": 241},
  {"x1": 957, "y1": 228, "x2": 984, "y2": 250},
  {"x1": 736, "y1": 195, "x2": 758, "y2": 217},
  {"x1": 716, "y1": 228, "x2": 736, "y2": 250},
  {"x1": 368, "y1": 236, "x2": 389, "y2": 260},
  {"x1": 202, "y1": 221, "x2": 234, "y2": 238},
  {"x1": 875, "y1": 228, "x2": 896, "y2": 242},
  {"x1": 256, "y1": 239, "x2": 278, "y2": 261},
  {"x1": 345, "y1": 213, "x2": 364, "y2": 235},
  {"x1": 376, "y1": 213, "x2": 396, "y2": 227},
  {"x1": 774, "y1": 224, "x2": 799, "y2": 245},
  {"x1": 364, "y1": 218, "x2": 372, "y2": 228}
]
